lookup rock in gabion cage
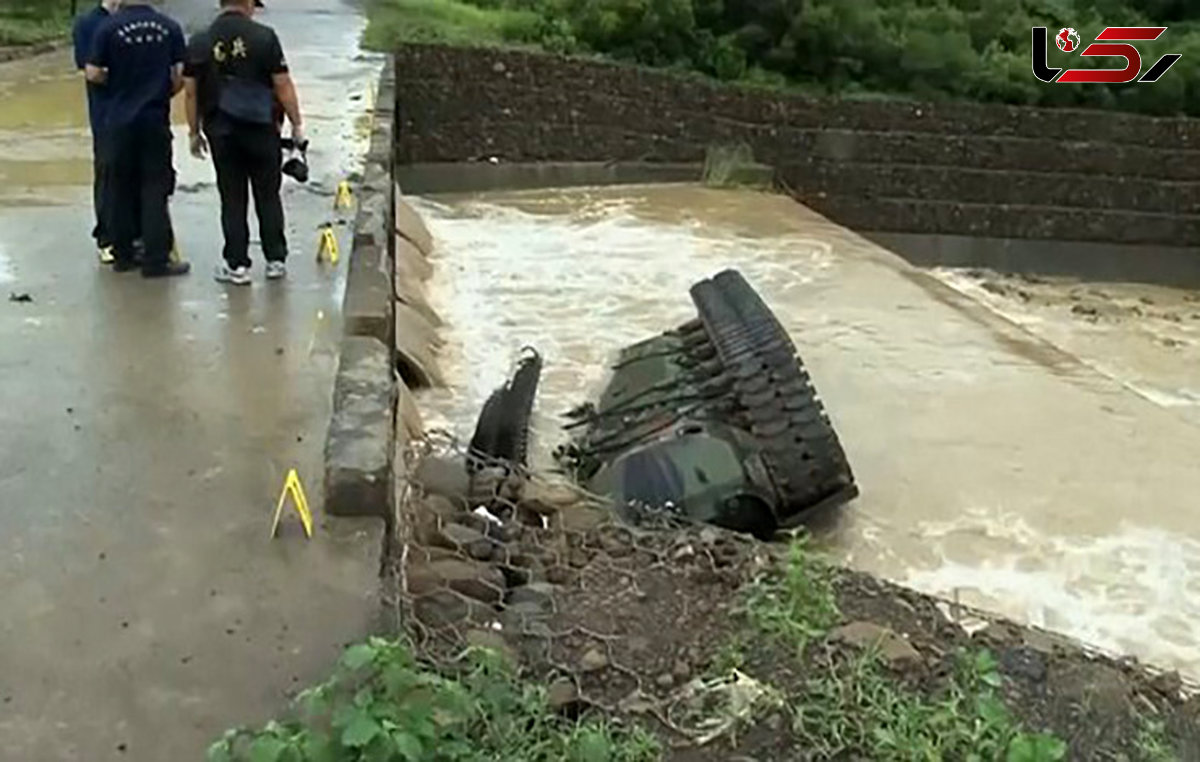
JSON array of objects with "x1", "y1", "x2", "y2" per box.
[{"x1": 391, "y1": 430, "x2": 777, "y2": 731}]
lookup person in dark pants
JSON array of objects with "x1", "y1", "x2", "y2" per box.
[
  {"x1": 86, "y1": 0, "x2": 190, "y2": 278},
  {"x1": 183, "y1": 0, "x2": 304, "y2": 286},
  {"x1": 72, "y1": 0, "x2": 119, "y2": 264}
]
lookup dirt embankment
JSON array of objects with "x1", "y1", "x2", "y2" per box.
[
  {"x1": 396, "y1": 440, "x2": 1200, "y2": 760},
  {"x1": 953, "y1": 269, "x2": 1200, "y2": 329}
]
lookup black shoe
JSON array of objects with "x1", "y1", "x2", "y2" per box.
[
  {"x1": 112, "y1": 258, "x2": 140, "y2": 273},
  {"x1": 142, "y1": 261, "x2": 191, "y2": 278}
]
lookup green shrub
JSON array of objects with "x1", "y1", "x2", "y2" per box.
[
  {"x1": 365, "y1": 0, "x2": 1200, "y2": 116},
  {"x1": 0, "y1": 0, "x2": 74, "y2": 46},
  {"x1": 207, "y1": 638, "x2": 662, "y2": 762}
]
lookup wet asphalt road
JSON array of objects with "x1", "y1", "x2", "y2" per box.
[{"x1": 0, "y1": 2, "x2": 385, "y2": 759}]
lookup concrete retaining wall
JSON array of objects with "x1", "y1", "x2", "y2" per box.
[
  {"x1": 392, "y1": 43, "x2": 1200, "y2": 247},
  {"x1": 325, "y1": 59, "x2": 445, "y2": 522}
]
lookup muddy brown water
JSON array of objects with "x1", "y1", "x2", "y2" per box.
[{"x1": 410, "y1": 184, "x2": 1200, "y2": 681}]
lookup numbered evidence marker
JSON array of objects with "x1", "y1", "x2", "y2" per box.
[
  {"x1": 317, "y1": 224, "x2": 339, "y2": 265},
  {"x1": 271, "y1": 468, "x2": 314, "y2": 539},
  {"x1": 334, "y1": 180, "x2": 354, "y2": 210}
]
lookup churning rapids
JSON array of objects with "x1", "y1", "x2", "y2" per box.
[{"x1": 406, "y1": 184, "x2": 1200, "y2": 679}]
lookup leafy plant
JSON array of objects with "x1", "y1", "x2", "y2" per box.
[
  {"x1": 733, "y1": 537, "x2": 1070, "y2": 760},
  {"x1": 788, "y1": 646, "x2": 1067, "y2": 761},
  {"x1": 745, "y1": 534, "x2": 841, "y2": 655},
  {"x1": 0, "y1": 0, "x2": 75, "y2": 46},
  {"x1": 207, "y1": 638, "x2": 661, "y2": 762},
  {"x1": 366, "y1": 0, "x2": 1200, "y2": 117},
  {"x1": 1134, "y1": 712, "x2": 1179, "y2": 762}
]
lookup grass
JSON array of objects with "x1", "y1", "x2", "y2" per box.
[
  {"x1": 0, "y1": 0, "x2": 73, "y2": 47},
  {"x1": 209, "y1": 538, "x2": 1080, "y2": 761},
  {"x1": 736, "y1": 534, "x2": 1069, "y2": 761},
  {"x1": 744, "y1": 534, "x2": 840, "y2": 656},
  {"x1": 362, "y1": 0, "x2": 541, "y2": 50},
  {"x1": 207, "y1": 638, "x2": 661, "y2": 762},
  {"x1": 1135, "y1": 713, "x2": 1179, "y2": 762}
]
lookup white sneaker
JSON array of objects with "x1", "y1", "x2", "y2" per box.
[
  {"x1": 214, "y1": 263, "x2": 251, "y2": 286},
  {"x1": 265, "y1": 261, "x2": 287, "y2": 280}
]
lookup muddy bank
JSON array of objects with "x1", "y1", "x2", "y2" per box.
[
  {"x1": 0, "y1": 41, "x2": 64, "y2": 64},
  {"x1": 396, "y1": 438, "x2": 1200, "y2": 760},
  {"x1": 932, "y1": 267, "x2": 1200, "y2": 425}
]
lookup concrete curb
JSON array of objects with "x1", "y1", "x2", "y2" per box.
[
  {"x1": 324, "y1": 59, "x2": 400, "y2": 521},
  {"x1": 324, "y1": 337, "x2": 395, "y2": 517},
  {"x1": 395, "y1": 194, "x2": 434, "y2": 256},
  {"x1": 343, "y1": 62, "x2": 397, "y2": 346},
  {"x1": 324, "y1": 56, "x2": 446, "y2": 524}
]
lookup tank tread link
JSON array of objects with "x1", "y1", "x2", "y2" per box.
[{"x1": 470, "y1": 269, "x2": 859, "y2": 539}]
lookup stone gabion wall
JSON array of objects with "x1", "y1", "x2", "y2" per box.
[{"x1": 393, "y1": 43, "x2": 1200, "y2": 247}]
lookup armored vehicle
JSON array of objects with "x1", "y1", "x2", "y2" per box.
[{"x1": 468, "y1": 269, "x2": 858, "y2": 538}]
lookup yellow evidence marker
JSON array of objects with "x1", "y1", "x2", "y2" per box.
[
  {"x1": 271, "y1": 468, "x2": 314, "y2": 539},
  {"x1": 317, "y1": 225, "x2": 339, "y2": 265},
  {"x1": 334, "y1": 180, "x2": 354, "y2": 211}
]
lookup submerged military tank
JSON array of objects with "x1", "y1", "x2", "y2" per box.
[{"x1": 466, "y1": 268, "x2": 858, "y2": 539}]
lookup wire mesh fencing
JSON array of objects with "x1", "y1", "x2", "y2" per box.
[
  {"x1": 391, "y1": 429, "x2": 1200, "y2": 714},
  {"x1": 391, "y1": 429, "x2": 783, "y2": 734}
]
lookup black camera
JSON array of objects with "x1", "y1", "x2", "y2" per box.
[{"x1": 280, "y1": 137, "x2": 309, "y2": 183}]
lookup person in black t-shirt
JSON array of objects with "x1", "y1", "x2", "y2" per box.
[{"x1": 183, "y1": 0, "x2": 304, "y2": 286}]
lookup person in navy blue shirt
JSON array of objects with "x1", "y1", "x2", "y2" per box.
[
  {"x1": 87, "y1": 0, "x2": 190, "y2": 278},
  {"x1": 72, "y1": 0, "x2": 119, "y2": 263}
]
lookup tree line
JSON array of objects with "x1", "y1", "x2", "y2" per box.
[{"x1": 472, "y1": 0, "x2": 1200, "y2": 116}]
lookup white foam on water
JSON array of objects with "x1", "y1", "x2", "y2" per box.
[
  {"x1": 905, "y1": 509, "x2": 1200, "y2": 675},
  {"x1": 413, "y1": 194, "x2": 835, "y2": 468},
  {"x1": 414, "y1": 191, "x2": 1200, "y2": 678},
  {"x1": 0, "y1": 247, "x2": 13, "y2": 285},
  {"x1": 1126, "y1": 384, "x2": 1200, "y2": 408}
]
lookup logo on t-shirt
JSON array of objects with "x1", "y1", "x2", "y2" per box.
[
  {"x1": 117, "y1": 19, "x2": 168, "y2": 45},
  {"x1": 213, "y1": 36, "x2": 249, "y2": 63}
]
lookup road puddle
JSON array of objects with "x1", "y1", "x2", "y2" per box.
[
  {"x1": 412, "y1": 184, "x2": 1200, "y2": 678},
  {"x1": 0, "y1": 49, "x2": 192, "y2": 207}
]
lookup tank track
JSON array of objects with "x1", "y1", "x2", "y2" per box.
[
  {"x1": 690, "y1": 269, "x2": 858, "y2": 524},
  {"x1": 468, "y1": 348, "x2": 543, "y2": 471}
]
